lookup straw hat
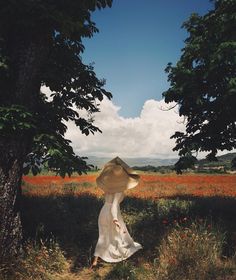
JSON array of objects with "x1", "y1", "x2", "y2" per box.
[{"x1": 96, "y1": 156, "x2": 140, "y2": 194}]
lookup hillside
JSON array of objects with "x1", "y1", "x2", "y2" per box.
[
  {"x1": 85, "y1": 156, "x2": 178, "y2": 169},
  {"x1": 85, "y1": 153, "x2": 236, "y2": 171},
  {"x1": 198, "y1": 152, "x2": 236, "y2": 169}
]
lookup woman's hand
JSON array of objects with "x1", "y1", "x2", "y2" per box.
[
  {"x1": 113, "y1": 219, "x2": 121, "y2": 229},
  {"x1": 113, "y1": 219, "x2": 127, "y2": 234}
]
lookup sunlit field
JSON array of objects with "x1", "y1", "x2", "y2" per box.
[
  {"x1": 22, "y1": 173, "x2": 236, "y2": 198},
  {"x1": 3, "y1": 173, "x2": 236, "y2": 280}
]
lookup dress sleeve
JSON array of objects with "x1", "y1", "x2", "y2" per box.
[{"x1": 111, "y1": 192, "x2": 123, "y2": 221}]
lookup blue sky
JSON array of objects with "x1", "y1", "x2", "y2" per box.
[
  {"x1": 82, "y1": 0, "x2": 213, "y2": 118},
  {"x1": 45, "y1": 0, "x2": 232, "y2": 158}
]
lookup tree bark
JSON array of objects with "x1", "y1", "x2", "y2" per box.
[{"x1": 0, "y1": 137, "x2": 31, "y2": 263}]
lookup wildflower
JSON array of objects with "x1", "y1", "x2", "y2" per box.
[
  {"x1": 169, "y1": 257, "x2": 177, "y2": 264},
  {"x1": 162, "y1": 219, "x2": 168, "y2": 225}
]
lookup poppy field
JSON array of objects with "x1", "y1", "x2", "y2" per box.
[
  {"x1": 22, "y1": 173, "x2": 236, "y2": 199},
  {"x1": 3, "y1": 173, "x2": 236, "y2": 280}
]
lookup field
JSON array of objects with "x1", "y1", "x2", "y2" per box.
[
  {"x1": 2, "y1": 173, "x2": 236, "y2": 279},
  {"x1": 22, "y1": 173, "x2": 236, "y2": 198}
]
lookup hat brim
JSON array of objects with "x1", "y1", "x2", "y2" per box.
[
  {"x1": 96, "y1": 158, "x2": 140, "y2": 194},
  {"x1": 96, "y1": 174, "x2": 139, "y2": 194}
]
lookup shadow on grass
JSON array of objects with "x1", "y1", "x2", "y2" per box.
[
  {"x1": 163, "y1": 195, "x2": 236, "y2": 257},
  {"x1": 21, "y1": 193, "x2": 236, "y2": 271}
]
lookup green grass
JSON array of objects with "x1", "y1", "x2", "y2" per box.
[{"x1": 1, "y1": 191, "x2": 236, "y2": 279}]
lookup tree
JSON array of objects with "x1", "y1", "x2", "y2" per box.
[
  {"x1": 163, "y1": 0, "x2": 236, "y2": 171},
  {"x1": 231, "y1": 157, "x2": 236, "y2": 170},
  {"x1": 0, "y1": 0, "x2": 112, "y2": 263}
]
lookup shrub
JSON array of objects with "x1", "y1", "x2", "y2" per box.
[
  {"x1": 154, "y1": 221, "x2": 228, "y2": 280},
  {"x1": 0, "y1": 238, "x2": 68, "y2": 280},
  {"x1": 104, "y1": 262, "x2": 136, "y2": 280}
]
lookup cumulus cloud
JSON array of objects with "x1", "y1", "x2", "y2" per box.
[
  {"x1": 64, "y1": 97, "x2": 185, "y2": 158},
  {"x1": 40, "y1": 86, "x2": 234, "y2": 159}
]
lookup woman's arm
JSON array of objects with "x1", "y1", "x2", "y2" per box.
[{"x1": 111, "y1": 192, "x2": 123, "y2": 228}]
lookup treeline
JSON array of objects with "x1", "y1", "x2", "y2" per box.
[
  {"x1": 132, "y1": 152, "x2": 236, "y2": 174},
  {"x1": 132, "y1": 165, "x2": 174, "y2": 173},
  {"x1": 132, "y1": 165, "x2": 230, "y2": 174}
]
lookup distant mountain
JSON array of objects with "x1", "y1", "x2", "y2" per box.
[
  {"x1": 85, "y1": 156, "x2": 178, "y2": 169},
  {"x1": 198, "y1": 152, "x2": 236, "y2": 168},
  {"x1": 85, "y1": 152, "x2": 236, "y2": 170},
  {"x1": 199, "y1": 152, "x2": 236, "y2": 163}
]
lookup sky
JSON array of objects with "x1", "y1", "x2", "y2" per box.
[
  {"x1": 82, "y1": 0, "x2": 213, "y2": 117},
  {"x1": 44, "y1": 1, "x2": 217, "y2": 159}
]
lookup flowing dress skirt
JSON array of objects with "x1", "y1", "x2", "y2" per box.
[{"x1": 94, "y1": 202, "x2": 142, "y2": 263}]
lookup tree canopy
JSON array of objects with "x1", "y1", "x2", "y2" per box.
[
  {"x1": 163, "y1": 0, "x2": 236, "y2": 172},
  {"x1": 0, "y1": 0, "x2": 112, "y2": 177}
]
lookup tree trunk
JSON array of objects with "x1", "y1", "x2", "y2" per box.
[
  {"x1": 0, "y1": 137, "x2": 31, "y2": 263},
  {"x1": 0, "y1": 34, "x2": 49, "y2": 263}
]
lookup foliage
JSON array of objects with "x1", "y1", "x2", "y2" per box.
[
  {"x1": 0, "y1": 0, "x2": 113, "y2": 176},
  {"x1": 133, "y1": 165, "x2": 174, "y2": 173},
  {"x1": 231, "y1": 157, "x2": 236, "y2": 170},
  {"x1": 163, "y1": 0, "x2": 236, "y2": 171},
  {"x1": 0, "y1": 105, "x2": 36, "y2": 135},
  {"x1": 104, "y1": 262, "x2": 136, "y2": 280},
  {"x1": 174, "y1": 154, "x2": 197, "y2": 174}
]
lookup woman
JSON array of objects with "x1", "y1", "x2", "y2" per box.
[{"x1": 91, "y1": 157, "x2": 142, "y2": 267}]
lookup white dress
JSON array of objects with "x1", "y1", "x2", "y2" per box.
[{"x1": 94, "y1": 192, "x2": 142, "y2": 263}]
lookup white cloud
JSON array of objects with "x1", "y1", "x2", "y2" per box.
[
  {"x1": 41, "y1": 85, "x2": 53, "y2": 101},
  {"x1": 65, "y1": 97, "x2": 185, "y2": 158},
  {"x1": 41, "y1": 86, "x2": 234, "y2": 159}
]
